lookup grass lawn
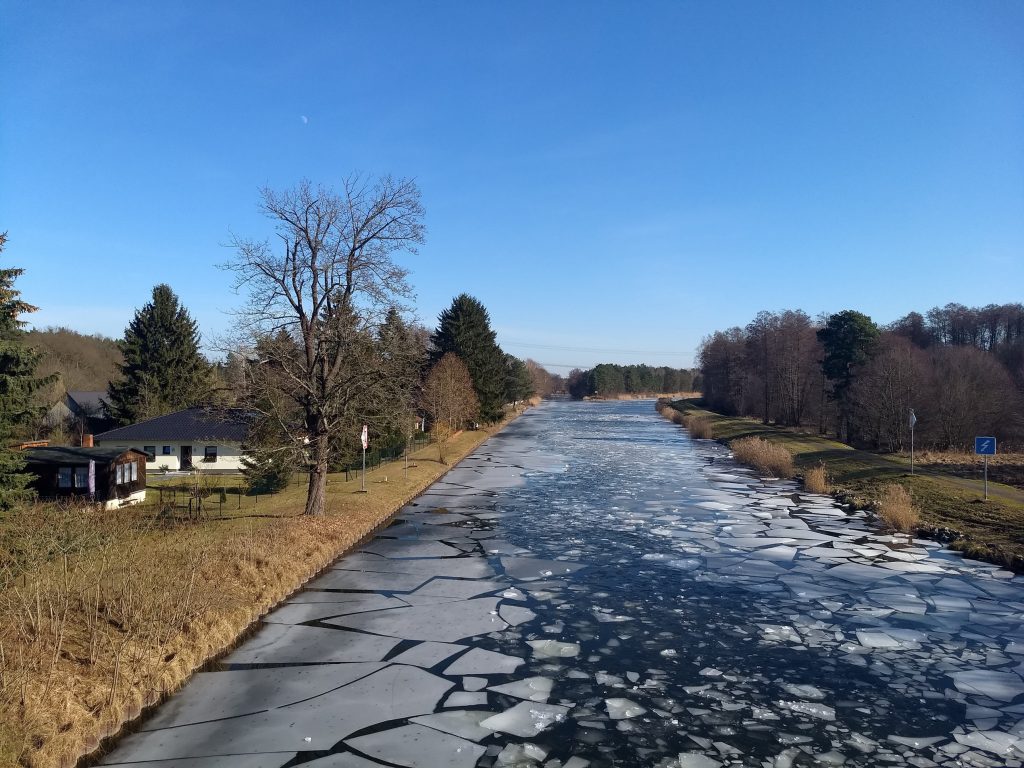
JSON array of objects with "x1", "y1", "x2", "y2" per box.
[
  {"x1": 665, "y1": 399, "x2": 1024, "y2": 570},
  {"x1": 0, "y1": 419, "x2": 519, "y2": 768}
]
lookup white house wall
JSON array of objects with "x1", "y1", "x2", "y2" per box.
[{"x1": 96, "y1": 440, "x2": 246, "y2": 473}]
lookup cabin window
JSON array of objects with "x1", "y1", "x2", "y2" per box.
[
  {"x1": 116, "y1": 464, "x2": 123, "y2": 484},
  {"x1": 203, "y1": 446, "x2": 217, "y2": 462},
  {"x1": 162, "y1": 446, "x2": 173, "y2": 455},
  {"x1": 74, "y1": 466, "x2": 89, "y2": 488},
  {"x1": 143, "y1": 446, "x2": 156, "y2": 462},
  {"x1": 129, "y1": 462, "x2": 138, "y2": 482},
  {"x1": 58, "y1": 467, "x2": 73, "y2": 488}
]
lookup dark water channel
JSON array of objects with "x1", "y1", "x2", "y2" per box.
[{"x1": 103, "y1": 400, "x2": 1024, "y2": 768}]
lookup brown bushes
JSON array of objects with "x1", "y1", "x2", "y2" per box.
[
  {"x1": 731, "y1": 437, "x2": 794, "y2": 478},
  {"x1": 874, "y1": 483, "x2": 920, "y2": 534},
  {"x1": 803, "y1": 463, "x2": 830, "y2": 494}
]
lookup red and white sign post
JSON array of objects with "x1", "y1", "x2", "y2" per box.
[{"x1": 360, "y1": 424, "x2": 369, "y2": 492}]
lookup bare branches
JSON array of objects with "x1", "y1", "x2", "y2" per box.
[{"x1": 223, "y1": 175, "x2": 426, "y2": 516}]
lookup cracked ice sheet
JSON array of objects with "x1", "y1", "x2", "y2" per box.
[
  {"x1": 103, "y1": 665, "x2": 453, "y2": 762},
  {"x1": 324, "y1": 597, "x2": 507, "y2": 642},
  {"x1": 226, "y1": 624, "x2": 399, "y2": 664},
  {"x1": 141, "y1": 663, "x2": 386, "y2": 729},
  {"x1": 345, "y1": 723, "x2": 485, "y2": 768}
]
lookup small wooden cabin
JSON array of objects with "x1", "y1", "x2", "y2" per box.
[{"x1": 23, "y1": 446, "x2": 148, "y2": 509}]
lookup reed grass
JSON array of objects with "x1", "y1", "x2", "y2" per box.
[
  {"x1": 875, "y1": 483, "x2": 920, "y2": 534},
  {"x1": 731, "y1": 436, "x2": 795, "y2": 478}
]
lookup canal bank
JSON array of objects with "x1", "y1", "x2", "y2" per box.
[{"x1": 101, "y1": 400, "x2": 1024, "y2": 767}]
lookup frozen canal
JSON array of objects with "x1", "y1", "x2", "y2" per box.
[{"x1": 103, "y1": 400, "x2": 1024, "y2": 767}]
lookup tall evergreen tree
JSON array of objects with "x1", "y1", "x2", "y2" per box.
[
  {"x1": 0, "y1": 233, "x2": 54, "y2": 508},
  {"x1": 503, "y1": 354, "x2": 534, "y2": 405},
  {"x1": 817, "y1": 309, "x2": 880, "y2": 442},
  {"x1": 108, "y1": 284, "x2": 212, "y2": 424},
  {"x1": 431, "y1": 295, "x2": 506, "y2": 422}
]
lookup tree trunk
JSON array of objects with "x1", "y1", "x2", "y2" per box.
[{"x1": 304, "y1": 432, "x2": 329, "y2": 516}]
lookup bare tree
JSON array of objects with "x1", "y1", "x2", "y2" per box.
[
  {"x1": 421, "y1": 354, "x2": 479, "y2": 464},
  {"x1": 225, "y1": 176, "x2": 425, "y2": 516}
]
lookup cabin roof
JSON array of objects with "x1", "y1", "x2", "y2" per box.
[{"x1": 23, "y1": 446, "x2": 146, "y2": 466}]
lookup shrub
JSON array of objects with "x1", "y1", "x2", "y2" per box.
[
  {"x1": 875, "y1": 483, "x2": 919, "y2": 534},
  {"x1": 803, "y1": 463, "x2": 829, "y2": 494},
  {"x1": 731, "y1": 436, "x2": 794, "y2": 478}
]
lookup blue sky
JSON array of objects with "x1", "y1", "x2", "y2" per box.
[{"x1": 3, "y1": 2, "x2": 1022, "y2": 370}]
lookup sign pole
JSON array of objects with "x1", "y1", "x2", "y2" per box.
[
  {"x1": 908, "y1": 408, "x2": 917, "y2": 476},
  {"x1": 360, "y1": 424, "x2": 369, "y2": 493},
  {"x1": 974, "y1": 436, "x2": 996, "y2": 502}
]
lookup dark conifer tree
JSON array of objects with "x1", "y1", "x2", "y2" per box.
[
  {"x1": 108, "y1": 284, "x2": 212, "y2": 424},
  {"x1": 0, "y1": 233, "x2": 54, "y2": 508},
  {"x1": 431, "y1": 295, "x2": 506, "y2": 422}
]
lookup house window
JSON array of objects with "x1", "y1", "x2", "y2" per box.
[
  {"x1": 116, "y1": 464, "x2": 124, "y2": 484},
  {"x1": 162, "y1": 446, "x2": 173, "y2": 455},
  {"x1": 143, "y1": 446, "x2": 156, "y2": 462},
  {"x1": 58, "y1": 467, "x2": 72, "y2": 488},
  {"x1": 203, "y1": 446, "x2": 218, "y2": 463},
  {"x1": 129, "y1": 462, "x2": 138, "y2": 482},
  {"x1": 74, "y1": 466, "x2": 89, "y2": 488}
]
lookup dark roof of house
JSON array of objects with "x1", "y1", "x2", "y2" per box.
[
  {"x1": 67, "y1": 391, "x2": 109, "y2": 414},
  {"x1": 94, "y1": 407, "x2": 255, "y2": 443},
  {"x1": 23, "y1": 446, "x2": 146, "y2": 465}
]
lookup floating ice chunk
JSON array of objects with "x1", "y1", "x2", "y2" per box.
[
  {"x1": 781, "y1": 684, "x2": 826, "y2": 701},
  {"x1": 444, "y1": 648, "x2": 524, "y2": 675},
  {"x1": 605, "y1": 698, "x2": 647, "y2": 719},
  {"x1": 444, "y1": 691, "x2": 487, "y2": 707},
  {"x1": 955, "y1": 730, "x2": 1021, "y2": 755},
  {"x1": 527, "y1": 639, "x2": 580, "y2": 658},
  {"x1": 888, "y1": 735, "x2": 946, "y2": 749},
  {"x1": 479, "y1": 701, "x2": 569, "y2": 737},
  {"x1": 951, "y1": 670, "x2": 1024, "y2": 702},
  {"x1": 778, "y1": 700, "x2": 836, "y2": 721},
  {"x1": 855, "y1": 629, "x2": 925, "y2": 650},
  {"x1": 345, "y1": 723, "x2": 485, "y2": 768},
  {"x1": 410, "y1": 710, "x2": 496, "y2": 741},
  {"x1": 493, "y1": 742, "x2": 548, "y2": 766},
  {"x1": 676, "y1": 753, "x2": 721, "y2": 768},
  {"x1": 489, "y1": 676, "x2": 554, "y2": 702},
  {"x1": 499, "y1": 605, "x2": 537, "y2": 626}
]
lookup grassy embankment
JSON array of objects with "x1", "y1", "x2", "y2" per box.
[
  {"x1": 658, "y1": 399, "x2": 1024, "y2": 570},
  {"x1": 0, "y1": 413, "x2": 526, "y2": 768}
]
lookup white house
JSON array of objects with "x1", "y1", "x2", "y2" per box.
[{"x1": 94, "y1": 408, "x2": 254, "y2": 473}]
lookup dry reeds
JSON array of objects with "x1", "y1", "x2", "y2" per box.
[
  {"x1": 655, "y1": 401, "x2": 714, "y2": 439},
  {"x1": 803, "y1": 463, "x2": 830, "y2": 495},
  {"x1": 682, "y1": 414, "x2": 713, "y2": 439},
  {"x1": 731, "y1": 437, "x2": 794, "y2": 478},
  {"x1": 875, "y1": 483, "x2": 920, "y2": 535}
]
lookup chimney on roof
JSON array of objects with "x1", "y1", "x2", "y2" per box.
[{"x1": 82, "y1": 434, "x2": 94, "y2": 448}]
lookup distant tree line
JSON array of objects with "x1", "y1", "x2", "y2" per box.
[
  {"x1": 698, "y1": 303, "x2": 1024, "y2": 451},
  {"x1": 566, "y1": 363, "x2": 699, "y2": 400}
]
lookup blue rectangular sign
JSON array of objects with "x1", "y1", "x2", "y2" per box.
[{"x1": 975, "y1": 436, "x2": 997, "y2": 456}]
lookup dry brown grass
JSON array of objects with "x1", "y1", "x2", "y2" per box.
[
  {"x1": 731, "y1": 436, "x2": 795, "y2": 478},
  {"x1": 0, "y1": 422, "x2": 513, "y2": 768},
  {"x1": 803, "y1": 463, "x2": 830, "y2": 495},
  {"x1": 875, "y1": 483, "x2": 920, "y2": 534}
]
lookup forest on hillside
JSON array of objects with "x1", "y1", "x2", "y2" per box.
[{"x1": 698, "y1": 303, "x2": 1024, "y2": 452}]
